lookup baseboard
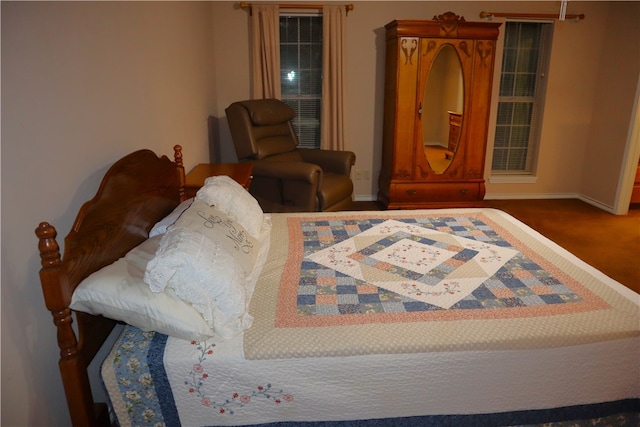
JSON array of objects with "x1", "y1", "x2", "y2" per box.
[
  {"x1": 483, "y1": 192, "x2": 581, "y2": 200},
  {"x1": 576, "y1": 194, "x2": 616, "y2": 213},
  {"x1": 485, "y1": 192, "x2": 616, "y2": 213},
  {"x1": 354, "y1": 194, "x2": 378, "y2": 202}
]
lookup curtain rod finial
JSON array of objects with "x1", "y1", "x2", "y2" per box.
[
  {"x1": 479, "y1": 11, "x2": 493, "y2": 21},
  {"x1": 346, "y1": 4, "x2": 354, "y2": 15},
  {"x1": 239, "y1": 2, "x2": 252, "y2": 14}
]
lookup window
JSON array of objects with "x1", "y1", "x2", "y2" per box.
[
  {"x1": 280, "y1": 14, "x2": 323, "y2": 149},
  {"x1": 491, "y1": 21, "x2": 553, "y2": 175}
]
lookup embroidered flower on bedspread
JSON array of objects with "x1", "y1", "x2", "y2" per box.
[{"x1": 184, "y1": 341, "x2": 293, "y2": 415}]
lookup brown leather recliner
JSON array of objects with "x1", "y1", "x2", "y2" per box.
[{"x1": 225, "y1": 99, "x2": 356, "y2": 212}]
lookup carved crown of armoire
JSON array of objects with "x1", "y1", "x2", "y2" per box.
[{"x1": 378, "y1": 13, "x2": 501, "y2": 209}]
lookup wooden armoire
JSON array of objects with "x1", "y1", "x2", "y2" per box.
[{"x1": 378, "y1": 13, "x2": 501, "y2": 209}]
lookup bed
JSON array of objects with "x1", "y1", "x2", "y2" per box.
[{"x1": 36, "y1": 147, "x2": 639, "y2": 427}]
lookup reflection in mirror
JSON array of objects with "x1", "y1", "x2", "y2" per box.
[{"x1": 422, "y1": 44, "x2": 463, "y2": 174}]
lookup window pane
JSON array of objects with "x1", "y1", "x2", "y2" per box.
[
  {"x1": 280, "y1": 45, "x2": 298, "y2": 70},
  {"x1": 513, "y1": 103, "x2": 532, "y2": 124},
  {"x1": 280, "y1": 17, "x2": 299, "y2": 43},
  {"x1": 503, "y1": 27, "x2": 517, "y2": 48},
  {"x1": 511, "y1": 126, "x2": 530, "y2": 146},
  {"x1": 496, "y1": 103, "x2": 513, "y2": 124},
  {"x1": 494, "y1": 126, "x2": 510, "y2": 147},
  {"x1": 281, "y1": 70, "x2": 298, "y2": 95},
  {"x1": 299, "y1": 18, "x2": 312, "y2": 42},
  {"x1": 499, "y1": 74, "x2": 514, "y2": 96},
  {"x1": 507, "y1": 149, "x2": 528, "y2": 169},
  {"x1": 520, "y1": 24, "x2": 541, "y2": 45},
  {"x1": 517, "y1": 49, "x2": 538, "y2": 73},
  {"x1": 514, "y1": 73, "x2": 536, "y2": 96},
  {"x1": 299, "y1": 44, "x2": 322, "y2": 70},
  {"x1": 492, "y1": 150, "x2": 508, "y2": 170},
  {"x1": 502, "y1": 49, "x2": 517, "y2": 73}
]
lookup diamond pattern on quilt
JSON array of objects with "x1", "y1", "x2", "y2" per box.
[
  {"x1": 296, "y1": 216, "x2": 585, "y2": 316},
  {"x1": 306, "y1": 220, "x2": 518, "y2": 309}
]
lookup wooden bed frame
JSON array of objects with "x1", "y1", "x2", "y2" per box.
[
  {"x1": 35, "y1": 146, "x2": 640, "y2": 427},
  {"x1": 35, "y1": 146, "x2": 187, "y2": 427}
]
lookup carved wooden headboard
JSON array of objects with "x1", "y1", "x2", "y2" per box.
[{"x1": 35, "y1": 145, "x2": 186, "y2": 426}]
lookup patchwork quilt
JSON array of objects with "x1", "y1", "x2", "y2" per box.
[
  {"x1": 102, "y1": 209, "x2": 640, "y2": 427},
  {"x1": 245, "y1": 208, "x2": 637, "y2": 359}
]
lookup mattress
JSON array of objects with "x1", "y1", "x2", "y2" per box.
[{"x1": 102, "y1": 208, "x2": 640, "y2": 426}]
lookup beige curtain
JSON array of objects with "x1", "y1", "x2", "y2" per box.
[
  {"x1": 250, "y1": 4, "x2": 281, "y2": 99},
  {"x1": 321, "y1": 5, "x2": 347, "y2": 150}
]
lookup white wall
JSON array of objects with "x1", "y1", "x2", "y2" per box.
[
  {"x1": 2, "y1": 1, "x2": 638, "y2": 425},
  {"x1": 1, "y1": 2, "x2": 216, "y2": 425},
  {"x1": 207, "y1": 1, "x2": 637, "y2": 209},
  {"x1": 580, "y1": 1, "x2": 640, "y2": 207}
]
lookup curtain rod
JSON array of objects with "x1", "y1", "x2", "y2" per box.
[
  {"x1": 239, "y1": 2, "x2": 354, "y2": 15},
  {"x1": 480, "y1": 11, "x2": 585, "y2": 22}
]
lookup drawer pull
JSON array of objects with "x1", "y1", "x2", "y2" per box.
[
  {"x1": 406, "y1": 189, "x2": 417, "y2": 195},
  {"x1": 459, "y1": 188, "x2": 469, "y2": 194}
]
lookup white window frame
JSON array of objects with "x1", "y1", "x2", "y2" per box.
[{"x1": 490, "y1": 19, "x2": 554, "y2": 182}]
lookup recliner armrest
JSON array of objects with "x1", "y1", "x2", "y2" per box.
[
  {"x1": 251, "y1": 161, "x2": 322, "y2": 185},
  {"x1": 298, "y1": 149, "x2": 356, "y2": 176}
]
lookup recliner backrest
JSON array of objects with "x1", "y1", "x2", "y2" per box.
[{"x1": 226, "y1": 99, "x2": 300, "y2": 160}]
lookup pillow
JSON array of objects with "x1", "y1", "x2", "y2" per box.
[
  {"x1": 173, "y1": 199, "x2": 259, "y2": 274},
  {"x1": 196, "y1": 175, "x2": 264, "y2": 238},
  {"x1": 144, "y1": 226, "x2": 253, "y2": 338},
  {"x1": 70, "y1": 235, "x2": 214, "y2": 341},
  {"x1": 149, "y1": 198, "x2": 194, "y2": 237}
]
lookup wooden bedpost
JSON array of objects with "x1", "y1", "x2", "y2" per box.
[
  {"x1": 174, "y1": 144, "x2": 187, "y2": 201},
  {"x1": 36, "y1": 222, "x2": 107, "y2": 427}
]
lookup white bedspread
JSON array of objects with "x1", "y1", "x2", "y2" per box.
[{"x1": 102, "y1": 209, "x2": 640, "y2": 426}]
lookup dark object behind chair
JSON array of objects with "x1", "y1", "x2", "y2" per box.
[{"x1": 225, "y1": 99, "x2": 356, "y2": 212}]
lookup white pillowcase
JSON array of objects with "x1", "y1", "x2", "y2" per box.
[
  {"x1": 149, "y1": 198, "x2": 194, "y2": 238},
  {"x1": 173, "y1": 199, "x2": 259, "y2": 275},
  {"x1": 70, "y1": 236, "x2": 214, "y2": 341},
  {"x1": 196, "y1": 175, "x2": 264, "y2": 238}
]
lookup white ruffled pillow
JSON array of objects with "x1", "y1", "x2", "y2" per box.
[
  {"x1": 143, "y1": 176, "x2": 272, "y2": 338},
  {"x1": 144, "y1": 226, "x2": 254, "y2": 338},
  {"x1": 70, "y1": 236, "x2": 215, "y2": 341},
  {"x1": 196, "y1": 175, "x2": 264, "y2": 238}
]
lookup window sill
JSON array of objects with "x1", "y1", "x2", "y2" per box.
[{"x1": 489, "y1": 175, "x2": 538, "y2": 184}]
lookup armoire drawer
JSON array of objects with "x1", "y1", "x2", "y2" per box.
[{"x1": 390, "y1": 182, "x2": 482, "y2": 203}]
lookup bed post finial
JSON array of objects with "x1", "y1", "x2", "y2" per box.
[
  {"x1": 174, "y1": 145, "x2": 187, "y2": 201},
  {"x1": 174, "y1": 144, "x2": 183, "y2": 167},
  {"x1": 36, "y1": 222, "x2": 62, "y2": 268},
  {"x1": 36, "y1": 222, "x2": 72, "y2": 311}
]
